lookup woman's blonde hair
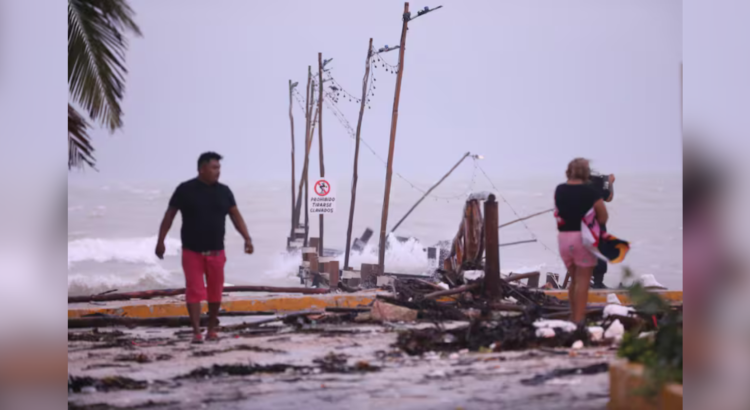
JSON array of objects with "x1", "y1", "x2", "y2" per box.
[{"x1": 566, "y1": 158, "x2": 591, "y2": 181}]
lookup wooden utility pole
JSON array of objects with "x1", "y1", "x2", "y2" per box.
[
  {"x1": 484, "y1": 194, "x2": 500, "y2": 298},
  {"x1": 390, "y1": 151, "x2": 471, "y2": 234},
  {"x1": 288, "y1": 80, "x2": 297, "y2": 240},
  {"x1": 300, "y1": 67, "x2": 313, "y2": 245},
  {"x1": 305, "y1": 78, "x2": 317, "y2": 245},
  {"x1": 317, "y1": 53, "x2": 325, "y2": 256},
  {"x1": 377, "y1": 2, "x2": 411, "y2": 275},
  {"x1": 294, "y1": 88, "x2": 320, "y2": 233},
  {"x1": 344, "y1": 38, "x2": 373, "y2": 270}
]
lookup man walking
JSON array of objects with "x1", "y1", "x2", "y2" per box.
[
  {"x1": 155, "y1": 152, "x2": 253, "y2": 343},
  {"x1": 590, "y1": 173, "x2": 615, "y2": 289}
]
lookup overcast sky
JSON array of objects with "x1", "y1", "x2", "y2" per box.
[{"x1": 68, "y1": 0, "x2": 682, "y2": 184}]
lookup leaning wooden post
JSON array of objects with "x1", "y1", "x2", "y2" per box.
[
  {"x1": 344, "y1": 38, "x2": 373, "y2": 270},
  {"x1": 390, "y1": 151, "x2": 471, "y2": 233},
  {"x1": 484, "y1": 194, "x2": 500, "y2": 298},
  {"x1": 294, "y1": 67, "x2": 313, "y2": 244},
  {"x1": 377, "y1": 2, "x2": 411, "y2": 275}
]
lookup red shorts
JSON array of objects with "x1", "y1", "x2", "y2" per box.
[
  {"x1": 557, "y1": 231, "x2": 597, "y2": 269},
  {"x1": 181, "y1": 249, "x2": 226, "y2": 303}
]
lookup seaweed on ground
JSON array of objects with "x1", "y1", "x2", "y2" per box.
[{"x1": 68, "y1": 375, "x2": 148, "y2": 393}]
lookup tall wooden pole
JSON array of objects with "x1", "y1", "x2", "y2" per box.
[
  {"x1": 317, "y1": 53, "x2": 325, "y2": 256},
  {"x1": 305, "y1": 77, "x2": 316, "y2": 245},
  {"x1": 294, "y1": 68, "x2": 312, "y2": 230},
  {"x1": 288, "y1": 80, "x2": 296, "y2": 240},
  {"x1": 295, "y1": 92, "x2": 320, "y2": 230},
  {"x1": 303, "y1": 67, "x2": 313, "y2": 245},
  {"x1": 344, "y1": 38, "x2": 373, "y2": 270},
  {"x1": 377, "y1": 2, "x2": 411, "y2": 275},
  {"x1": 390, "y1": 151, "x2": 471, "y2": 234},
  {"x1": 484, "y1": 195, "x2": 500, "y2": 298}
]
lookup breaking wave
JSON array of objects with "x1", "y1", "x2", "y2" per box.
[
  {"x1": 67, "y1": 236, "x2": 183, "y2": 296},
  {"x1": 68, "y1": 236, "x2": 181, "y2": 266},
  {"x1": 67, "y1": 267, "x2": 176, "y2": 297}
]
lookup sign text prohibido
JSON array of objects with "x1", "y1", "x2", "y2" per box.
[{"x1": 308, "y1": 178, "x2": 336, "y2": 215}]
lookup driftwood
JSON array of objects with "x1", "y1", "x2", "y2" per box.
[
  {"x1": 69, "y1": 316, "x2": 208, "y2": 329},
  {"x1": 70, "y1": 310, "x2": 326, "y2": 330},
  {"x1": 542, "y1": 307, "x2": 604, "y2": 320},
  {"x1": 423, "y1": 283, "x2": 479, "y2": 300},
  {"x1": 220, "y1": 311, "x2": 324, "y2": 332},
  {"x1": 69, "y1": 286, "x2": 330, "y2": 303},
  {"x1": 506, "y1": 272, "x2": 541, "y2": 283}
]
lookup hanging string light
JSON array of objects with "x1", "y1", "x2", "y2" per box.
[{"x1": 475, "y1": 163, "x2": 560, "y2": 258}]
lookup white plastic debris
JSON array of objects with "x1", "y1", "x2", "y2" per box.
[
  {"x1": 588, "y1": 326, "x2": 604, "y2": 342},
  {"x1": 638, "y1": 274, "x2": 667, "y2": 289},
  {"x1": 81, "y1": 386, "x2": 97, "y2": 394},
  {"x1": 603, "y1": 304, "x2": 635, "y2": 318},
  {"x1": 535, "y1": 328, "x2": 556, "y2": 338},
  {"x1": 571, "y1": 340, "x2": 584, "y2": 349},
  {"x1": 606, "y1": 293, "x2": 622, "y2": 305},
  {"x1": 437, "y1": 282, "x2": 450, "y2": 290},
  {"x1": 533, "y1": 319, "x2": 577, "y2": 333},
  {"x1": 463, "y1": 270, "x2": 484, "y2": 281},
  {"x1": 449, "y1": 353, "x2": 460, "y2": 360},
  {"x1": 604, "y1": 319, "x2": 625, "y2": 341}
]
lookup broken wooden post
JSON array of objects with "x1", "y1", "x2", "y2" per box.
[
  {"x1": 484, "y1": 194, "x2": 500, "y2": 298},
  {"x1": 309, "y1": 252, "x2": 319, "y2": 286},
  {"x1": 309, "y1": 237, "x2": 320, "y2": 255},
  {"x1": 327, "y1": 260, "x2": 340, "y2": 290},
  {"x1": 361, "y1": 263, "x2": 379, "y2": 288}
]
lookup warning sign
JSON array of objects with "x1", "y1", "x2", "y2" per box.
[{"x1": 309, "y1": 178, "x2": 336, "y2": 215}]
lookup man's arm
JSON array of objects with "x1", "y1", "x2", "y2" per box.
[
  {"x1": 229, "y1": 206, "x2": 251, "y2": 241},
  {"x1": 156, "y1": 207, "x2": 178, "y2": 259},
  {"x1": 156, "y1": 184, "x2": 183, "y2": 259},
  {"x1": 158, "y1": 207, "x2": 178, "y2": 243},
  {"x1": 229, "y1": 206, "x2": 253, "y2": 253}
]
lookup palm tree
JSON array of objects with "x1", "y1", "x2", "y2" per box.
[{"x1": 68, "y1": 0, "x2": 142, "y2": 170}]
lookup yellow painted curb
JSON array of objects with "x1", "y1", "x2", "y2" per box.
[
  {"x1": 68, "y1": 289, "x2": 682, "y2": 319},
  {"x1": 608, "y1": 359, "x2": 683, "y2": 410},
  {"x1": 68, "y1": 294, "x2": 377, "y2": 319},
  {"x1": 545, "y1": 290, "x2": 683, "y2": 304}
]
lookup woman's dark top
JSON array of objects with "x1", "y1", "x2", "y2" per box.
[{"x1": 554, "y1": 183, "x2": 601, "y2": 232}]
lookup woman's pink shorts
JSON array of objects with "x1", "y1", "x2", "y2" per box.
[
  {"x1": 181, "y1": 249, "x2": 226, "y2": 303},
  {"x1": 557, "y1": 231, "x2": 597, "y2": 269}
]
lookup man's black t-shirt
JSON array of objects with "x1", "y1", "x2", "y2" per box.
[
  {"x1": 168, "y1": 178, "x2": 236, "y2": 252},
  {"x1": 554, "y1": 183, "x2": 602, "y2": 232},
  {"x1": 589, "y1": 175, "x2": 610, "y2": 231}
]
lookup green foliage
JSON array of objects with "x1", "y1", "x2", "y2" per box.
[
  {"x1": 68, "y1": 0, "x2": 141, "y2": 169},
  {"x1": 617, "y1": 268, "x2": 683, "y2": 397}
]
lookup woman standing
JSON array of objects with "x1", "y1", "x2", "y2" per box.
[{"x1": 555, "y1": 158, "x2": 608, "y2": 325}]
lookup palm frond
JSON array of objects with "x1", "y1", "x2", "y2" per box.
[
  {"x1": 68, "y1": 0, "x2": 141, "y2": 131},
  {"x1": 69, "y1": 104, "x2": 97, "y2": 170}
]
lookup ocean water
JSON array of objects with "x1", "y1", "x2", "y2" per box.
[{"x1": 67, "y1": 174, "x2": 682, "y2": 296}]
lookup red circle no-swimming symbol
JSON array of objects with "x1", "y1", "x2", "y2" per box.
[{"x1": 314, "y1": 180, "x2": 331, "y2": 196}]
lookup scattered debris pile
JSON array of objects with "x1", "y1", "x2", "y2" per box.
[{"x1": 395, "y1": 311, "x2": 585, "y2": 355}]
